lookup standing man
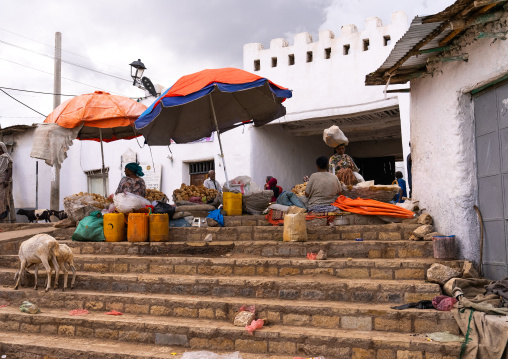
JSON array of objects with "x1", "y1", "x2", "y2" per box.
[
  {"x1": 0, "y1": 142, "x2": 14, "y2": 222},
  {"x1": 204, "y1": 170, "x2": 222, "y2": 192}
]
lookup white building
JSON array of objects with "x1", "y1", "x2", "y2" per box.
[
  {"x1": 1, "y1": 11, "x2": 410, "y2": 221},
  {"x1": 367, "y1": 1, "x2": 508, "y2": 279}
]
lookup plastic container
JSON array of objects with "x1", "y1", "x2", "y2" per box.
[
  {"x1": 127, "y1": 213, "x2": 149, "y2": 242},
  {"x1": 223, "y1": 192, "x2": 242, "y2": 216},
  {"x1": 283, "y1": 213, "x2": 308, "y2": 242},
  {"x1": 432, "y1": 235, "x2": 456, "y2": 259},
  {"x1": 103, "y1": 213, "x2": 126, "y2": 242},
  {"x1": 149, "y1": 213, "x2": 170, "y2": 242}
]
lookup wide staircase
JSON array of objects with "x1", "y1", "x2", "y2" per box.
[{"x1": 0, "y1": 218, "x2": 464, "y2": 358}]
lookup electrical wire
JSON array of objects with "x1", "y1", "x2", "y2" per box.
[
  {"x1": 0, "y1": 40, "x2": 132, "y2": 83},
  {"x1": 0, "y1": 89, "x2": 46, "y2": 117},
  {"x1": 0, "y1": 86, "x2": 76, "y2": 97},
  {"x1": 0, "y1": 57, "x2": 124, "y2": 95},
  {"x1": 0, "y1": 27, "x2": 129, "y2": 74}
]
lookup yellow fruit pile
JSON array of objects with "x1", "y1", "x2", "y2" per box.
[
  {"x1": 291, "y1": 183, "x2": 307, "y2": 196},
  {"x1": 173, "y1": 184, "x2": 218, "y2": 202},
  {"x1": 145, "y1": 189, "x2": 168, "y2": 202}
]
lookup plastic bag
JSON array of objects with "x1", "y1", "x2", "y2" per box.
[
  {"x1": 323, "y1": 125, "x2": 348, "y2": 148},
  {"x1": 64, "y1": 194, "x2": 102, "y2": 222},
  {"x1": 181, "y1": 352, "x2": 243, "y2": 359},
  {"x1": 153, "y1": 201, "x2": 175, "y2": 219},
  {"x1": 245, "y1": 319, "x2": 264, "y2": 335},
  {"x1": 227, "y1": 176, "x2": 261, "y2": 195},
  {"x1": 283, "y1": 213, "x2": 308, "y2": 242},
  {"x1": 72, "y1": 210, "x2": 105, "y2": 242},
  {"x1": 20, "y1": 301, "x2": 39, "y2": 314},
  {"x1": 114, "y1": 193, "x2": 151, "y2": 213}
]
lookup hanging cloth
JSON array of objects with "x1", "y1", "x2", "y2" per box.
[{"x1": 332, "y1": 195, "x2": 415, "y2": 218}]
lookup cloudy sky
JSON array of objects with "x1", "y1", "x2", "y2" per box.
[{"x1": 0, "y1": 0, "x2": 454, "y2": 127}]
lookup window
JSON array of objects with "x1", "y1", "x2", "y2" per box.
[
  {"x1": 324, "y1": 48, "x2": 331, "y2": 59},
  {"x1": 85, "y1": 168, "x2": 109, "y2": 197},
  {"x1": 254, "y1": 59, "x2": 260, "y2": 71},
  {"x1": 343, "y1": 44, "x2": 350, "y2": 55},
  {"x1": 363, "y1": 39, "x2": 370, "y2": 51},
  {"x1": 306, "y1": 51, "x2": 313, "y2": 63},
  {"x1": 189, "y1": 161, "x2": 214, "y2": 175},
  {"x1": 271, "y1": 57, "x2": 277, "y2": 67},
  {"x1": 384, "y1": 35, "x2": 391, "y2": 46},
  {"x1": 288, "y1": 54, "x2": 295, "y2": 65}
]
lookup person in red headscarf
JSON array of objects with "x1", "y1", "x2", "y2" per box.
[{"x1": 267, "y1": 177, "x2": 282, "y2": 202}]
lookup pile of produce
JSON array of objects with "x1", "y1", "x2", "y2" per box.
[
  {"x1": 64, "y1": 192, "x2": 112, "y2": 209},
  {"x1": 291, "y1": 183, "x2": 307, "y2": 196},
  {"x1": 145, "y1": 189, "x2": 168, "y2": 202},
  {"x1": 173, "y1": 184, "x2": 218, "y2": 203}
]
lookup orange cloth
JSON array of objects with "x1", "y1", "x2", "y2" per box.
[{"x1": 332, "y1": 195, "x2": 414, "y2": 219}]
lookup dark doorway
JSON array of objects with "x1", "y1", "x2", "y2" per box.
[{"x1": 354, "y1": 156, "x2": 396, "y2": 185}]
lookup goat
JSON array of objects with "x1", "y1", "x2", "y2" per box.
[
  {"x1": 50, "y1": 210, "x2": 68, "y2": 220},
  {"x1": 45, "y1": 243, "x2": 76, "y2": 291},
  {"x1": 16, "y1": 209, "x2": 52, "y2": 223},
  {"x1": 14, "y1": 234, "x2": 60, "y2": 292}
]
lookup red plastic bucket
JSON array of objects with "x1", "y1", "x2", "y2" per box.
[{"x1": 432, "y1": 235, "x2": 455, "y2": 259}]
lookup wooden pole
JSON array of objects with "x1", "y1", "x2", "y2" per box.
[
  {"x1": 208, "y1": 93, "x2": 229, "y2": 188},
  {"x1": 50, "y1": 32, "x2": 61, "y2": 211}
]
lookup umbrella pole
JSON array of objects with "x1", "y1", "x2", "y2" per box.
[
  {"x1": 99, "y1": 128, "x2": 107, "y2": 196},
  {"x1": 208, "y1": 94, "x2": 229, "y2": 188}
]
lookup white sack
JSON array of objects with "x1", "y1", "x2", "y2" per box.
[{"x1": 323, "y1": 125, "x2": 348, "y2": 148}]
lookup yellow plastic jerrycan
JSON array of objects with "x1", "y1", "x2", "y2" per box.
[
  {"x1": 103, "y1": 213, "x2": 126, "y2": 242},
  {"x1": 127, "y1": 213, "x2": 149, "y2": 242},
  {"x1": 149, "y1": 213, "x2": 170, "y2": 242},
  {"x1": 223, "y1": 192, "x2": 242, "y2": 216}
]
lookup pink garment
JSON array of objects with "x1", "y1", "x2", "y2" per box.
[
  {"x1": 245, "y1": 319, "x2": 264, "y2": 335},
  {"x1": 432, "y1": 295, "x2": 458, "y2": 311}
]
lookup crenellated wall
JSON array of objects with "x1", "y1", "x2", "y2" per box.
[{"x1": 243, "y1": 12, "x2": 409, "y2": 119}]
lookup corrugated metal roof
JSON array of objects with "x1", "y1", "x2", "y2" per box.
[{"x1": 365, "y1": 0, "x2": 507, "y2": 86}]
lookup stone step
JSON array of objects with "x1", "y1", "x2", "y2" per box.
[
  {"x1": 169, "y1": 223, "x2": 421, "y2": 242},
  {"x1": 0, "y1": 267, "x2": 441, "y2": 304},
  {"x1": 61, "y1": 240, "x2": 434, "y2": 259},
  {"x1": 0, "y1": 254, "x2": 462, "y2": 280},
  {"x1": 0, "y1": 287, "x2": 460, "y2": 335},
  {"x1": 0, "y1": 306, "x2": 462, "y2": 358},
  {"x1": 0, "y1": 331, "x2": 288, "y2": 359}
]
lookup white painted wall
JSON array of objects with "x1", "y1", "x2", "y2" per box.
[{"x1": 410, "y1": 14, "x2": 508, "y2": 264}]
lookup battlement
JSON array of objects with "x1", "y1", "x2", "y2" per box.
[{"x1": 244, "y1": 11, "x2": 408, "y2": 72}]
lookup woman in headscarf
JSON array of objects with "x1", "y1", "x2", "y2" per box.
[
  {"x1": 115, "y1": 162, "x2": 146, "y2": 197},
  {"x1": 0, "y1": 142, "x2": 13, "y2": 220},
  {"x1": 267, "y1": 177, "x2": 281, "y2": 202},
  {"x1": 329, "y1": 144, "x2": 360, "y2": 186}
]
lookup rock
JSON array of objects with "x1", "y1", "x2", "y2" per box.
[
  {"x1": 409, "y1": 234, "x2": 421, "y2": 241},
  {"x1": 413, "y1": 225, "x2": 434, "y2": 239},
  {"x1": 234, "y1": 311, "x2": 255, "y2": 326},
  {"x1": 427, "y1": 263, "x2": 461, "y2": 285},
  {"x1": 424, "y1": 231, "x2": 443, "y2": 241},
  {"x1": 462, "y1": 261, "x2": 480, "y2": 278},
  {"x1": 206, "y1": 218, "x2": 219, "y2": 227},
  {"x1": 402, "y1": 217, "x2": 419, "y2": 224},
  {"x1": 443, "y1": 277, "x2": 459, "y2": 296},
  {"x1": 53, "y1": 218, "x2": 76, "y2": 229},
  {"x1": 316, "y1": 250, "x2": 327, "y2": 260},
  {"x1": 418, "y1": 213, "x2": 433, "y2": 225}
]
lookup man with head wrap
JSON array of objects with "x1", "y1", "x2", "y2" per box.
[
  {"x1": 114, "y1": 162, "x2": 146, "y2": 197},
  {"x1": 0, "y1": 142, "x2": 13, "y2": 221}
]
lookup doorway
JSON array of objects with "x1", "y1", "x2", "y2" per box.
[
  {"x1": 474, "y1": 81, "x2": 508, "y2": 280},
  {"x1": 189, "y1": 160, "x2": 214, "y2": 187}
]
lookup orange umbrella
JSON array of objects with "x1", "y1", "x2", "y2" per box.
[
  {"x1": 44, "y1": 91, "x2": 147, "y2": 195},
  {"x1": 44, "y1": 91, "x2": 146, "y2": 142}
]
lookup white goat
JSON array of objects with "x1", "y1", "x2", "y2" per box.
[
  {"x1": 47, "y1": 243, "x2": 76, "y2": 291},
  {"x1": 14, "y1": 234, "x2": 60, "y2": 292}
]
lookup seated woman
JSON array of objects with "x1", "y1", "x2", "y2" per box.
[
  {"x1": 329, "y1": 144, "x2": 361, "y2": 186},
  {"x1": 267, "y1": 177, "x2": 281, "y2": 202},
  {"x1": 115, "y1": 162, "x2": 146, "y2": 197}
]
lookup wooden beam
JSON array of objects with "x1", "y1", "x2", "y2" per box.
[
  {"x1": 439, "y1": 29, "x2": 463, "y2": 46},
  {"x1": 477, "y1": 31, "x2": 508, "y2": 39},
  {"x1": 427, "y1": 54, "x2": 469, "y2": 63},
  {"x1": 417, "y1": 46, "x2": 451, "y2": 54},
  {"x1": 474, "y1": 0, "x2": 505, "y2": 8},
  {"x1": 385, "y1": 89, "x2": 411, "y2": 93}
]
